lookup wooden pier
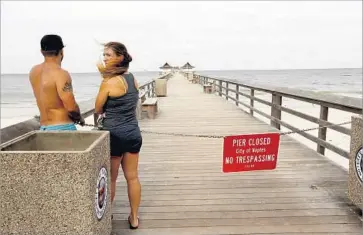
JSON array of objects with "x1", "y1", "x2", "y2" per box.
[
  {"x1": 111, "y1": 73, "x2": 362, "y2": 234},
  {"x1": 1, "y1": 72, "x2": 362, "y2": 235}
]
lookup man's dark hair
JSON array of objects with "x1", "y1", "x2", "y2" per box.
[{"x1": 40, "y1": 34, "x2": 65, "y2": 56}]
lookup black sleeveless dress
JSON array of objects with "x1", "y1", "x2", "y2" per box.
[{"x1": 100, "y1": 73, "x2": 142, "y2": 156}]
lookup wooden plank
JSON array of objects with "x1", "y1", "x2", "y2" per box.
[
  {"x1": 117, "y1": 182, "x2": 346, "y2": 191},
  {"x1": 118, "y1": 177, "x2": 346, "y2": 184},
  {"x1": 112, "y1": 208, "x2": 359, "y2": 220},
  {"x1": 271, "y1": 93, "x2": 282, "y2": 129},
  {"x1": 114, "y1": 192, "x2": 339, "y2": 201},
  {"x1": 111, "y1": 224, "x2": 362, "y2": 234},
  {"x1": 112, "y1": 215, "x2": 359, "y2": 229},
  {"x1": 114, "y1": 196, "x2": 351, "y2": 206},
  {"x1": 125, "y1": 175, "x2": 347, "y2": 182},
  {"x1": 112, "y1": 73, "x2": 361, "y2": 234}
]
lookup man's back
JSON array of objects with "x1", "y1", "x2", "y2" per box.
[{"x1": 30, "y1": 62, "x2": 78, "y2": 126}]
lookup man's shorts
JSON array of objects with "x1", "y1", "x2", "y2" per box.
[{"x1": 40, "y1": 123, "x2": 77, "y2": 131}]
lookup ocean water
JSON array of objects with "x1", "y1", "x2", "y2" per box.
[
  {"x1": 1, "y1": 68, "x2": 362, "y2": 128},
  {"x1": 0, "y1": 71, "x2": 159, "y2": 127},
  {"x1": 197, "y1": 68, "x2": 362, "y2": 97}
]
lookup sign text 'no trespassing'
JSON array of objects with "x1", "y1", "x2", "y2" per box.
[{"x1": 223, "y1": 133, "x2": 280, "y2": 173}]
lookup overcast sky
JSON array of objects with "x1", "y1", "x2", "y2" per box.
[{"x1": 1, "y1": 1, "x2": 362, "y2": 73}]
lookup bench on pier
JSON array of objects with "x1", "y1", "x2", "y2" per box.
[
  {"x1": 141, "y1": 98, "x2": 158, "y2": 119},
  {"x1": 203, "y1": 83, "x2": 214, "y2": 94}
]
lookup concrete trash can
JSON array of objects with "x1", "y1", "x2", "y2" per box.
[
  {"x1": 0, "y1": 130, "x2": 112, "y2": 235},
  {"x1": 348, "y1": 115, "x2": 363, "y2": 213},
  {"x1": 155, "y1": 78, "x2": 167, "y2": 97}
]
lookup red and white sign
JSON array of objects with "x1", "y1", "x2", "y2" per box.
[{"x1": 223, "y1": 133, "x2": 280, "y2": 173}]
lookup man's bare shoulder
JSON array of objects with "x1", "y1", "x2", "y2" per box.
[
  {"x1": 53, "y1": 68, "x2": 72, "y2": 81},
  {"x1": 29, "y1": 64, "x2": 42, "y2": 78}
]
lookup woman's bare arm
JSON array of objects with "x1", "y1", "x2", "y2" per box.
[{"x1": 95, "y1": 80, "x2": 109, "y2": 114}]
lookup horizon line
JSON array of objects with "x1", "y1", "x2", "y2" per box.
[{"x1": 1, "y1": 67, "x2": 362, "y2": 76}]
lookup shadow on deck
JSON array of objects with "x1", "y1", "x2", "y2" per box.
[{"x1": 111, "y1": 73, "x2": 362, "y2": 234}]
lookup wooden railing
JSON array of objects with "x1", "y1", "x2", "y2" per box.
[
  {"x1": 0, "y1": 72, "x2": 172, "y2": 144},
  {"x1": 181, "y1": 71, "x2": 362, "y2": 159}
]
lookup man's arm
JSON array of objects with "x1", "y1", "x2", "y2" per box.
[{"x1": 55, "y1": 70, "x2": 84, "y2": 124}]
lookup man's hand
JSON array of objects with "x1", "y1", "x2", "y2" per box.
[
  {"x1": 69, "y1": 114, "x2": 85, "y2": 126},
  {"x1": 68, "y1": 111, "x2": 83, "y2": 124}
]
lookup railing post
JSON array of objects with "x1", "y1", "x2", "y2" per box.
[
  {"x1": 218, "y1": 80, "x2": 222, "y2": 96},
  {"x1": 250, "y1": 89, "x2": 254, "y2": 116},
  {"x1": 136, "y1": 99, "x2": 142, "y2": 119},
  {"x1": 271, "y1": 93, "x2": 282, "y2": 129},
  {"x1": 317, "y1": 105, "x2": 329, "y2": 155},
  {"x1": 147, "y1": 84, "x2": 151, "y2": 97},
  {"x1": 235, "y1": 85, "x2": 239, "y2": 106},
  {"x1": 226, "y1": 82, "x2": 229, "y2": 100},
  {"x1": 152, "y1": 81, "x2": 155, "y2": 97}
]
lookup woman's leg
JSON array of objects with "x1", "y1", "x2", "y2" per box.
[
  {"x1": 121, "y1": 152, "x2": 141, "y2": 227},
  {"x1": 111, "y1": 156, "x2": 123, "y2": 206}
]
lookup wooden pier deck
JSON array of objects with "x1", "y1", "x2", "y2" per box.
[{"x1": 111, "y1": 73, "x2": 362, "y2": 234}]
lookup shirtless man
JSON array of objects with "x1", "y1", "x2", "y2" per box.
[{"x1": 29, "y1": 34, "x2": 84, "y2": 130}]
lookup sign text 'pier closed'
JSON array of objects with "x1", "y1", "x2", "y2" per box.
[{"x1": 223, "y1": 133, "x2": 280, "y2": 173}]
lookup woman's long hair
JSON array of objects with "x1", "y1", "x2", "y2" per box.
[{"x1": 97, "y1": 42, "x2": 133, "y2": 79}]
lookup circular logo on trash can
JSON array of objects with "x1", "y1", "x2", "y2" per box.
[
  {"x1": 355, "y1": 147, "x2": 363, "y2": 184},
  {"x1": 95, "y1": 167, "x2": 107, "y2": 220}
]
